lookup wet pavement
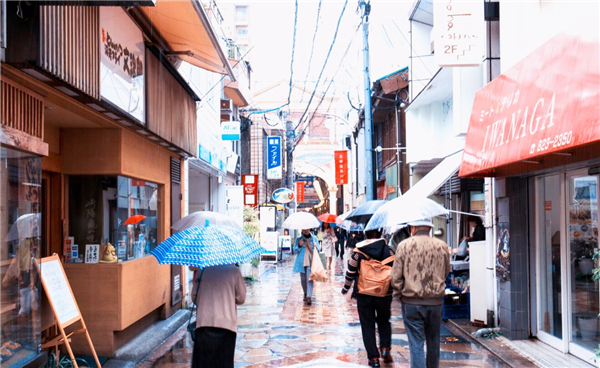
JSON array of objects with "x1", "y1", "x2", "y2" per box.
[{"x1": 141, "y1": 253, "x2": 512, "y2": 368}]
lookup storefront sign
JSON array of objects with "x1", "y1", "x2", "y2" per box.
[
  {"x1": 266, "y1": 136, "x2": 282, "y2": 179},
  {"x1": 221, "y1": 121, "x2": 241, "y2": 141},
  {"x1": 460, "y1": 33, "x2": 600, "y2": 178},
  {"x1": 272, "y1": 188, "x2": 294, "y2": 204},
  {"x1": 296, "y1": 181, "x2": 305, "y2": 203},
  {"x1": 261, "y1": 231, "x2": 279, "y2": 254},
  {"x1": 296, "y1": 176, "x2": 319, "y2": 204},
  {"x1": 259, "y1": 206, "x2": 276, "y2": 234},
  {"x1": 433, "y1": 0, "x2": 485, "y2": 67},
  {"x1": 100, "y1": 7, "x2": 145, "y2": 124},
  {"x1": 85, "y1": 244, "x2": 100, "y2": 264},
  {"x1": 226, "y1": 185, "x2": 244, "y2": 228},
  {"x1": 334, "y1": 150, "x2": 348, "y2": 185},
  {"x1": 242, "y1": 175, "x2": 258, "y2": 207},
  {"x1": 281, "y1": 235, "x2": 292, "y2": 251}
]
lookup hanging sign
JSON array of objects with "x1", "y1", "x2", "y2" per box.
[
  {"x1": 433, "y1": 0, "x2": 485, "y2": 67},
  {"x1": 221, "y1": 121, "x2": 241, "y2": 141},
  {"x1": 334, "y1": 150, "x2": 348, "y2": 185},
  {"x1": 266, "y1": 136, "x2": 282, "y2": 179},
  {"x1": 242, "y1": 175, "x2": 258, "y2": 207},
  {"x1": 272, "y1": 188, "x2": 294, "y2": 204},
  {"x1": 296, "y1": 181, "x2": 305, "y2": 203},
  {"x1": 100, "y1": 7, "x2": 145, "y2": 123}
]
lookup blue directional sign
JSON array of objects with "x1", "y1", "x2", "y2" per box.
[{"x1": 266, "y1": 136, "x2": 282, "y2": 179}]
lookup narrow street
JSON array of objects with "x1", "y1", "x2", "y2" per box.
[{"x1": 142, "y1": 254, "x2": 509, "y2": 368}]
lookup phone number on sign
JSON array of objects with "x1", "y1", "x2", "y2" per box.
[{"x1": 531, "y1": 131, "x2": 573, "y2": 154}]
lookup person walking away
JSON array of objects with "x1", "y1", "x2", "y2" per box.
[
  {"x1": 293, "y1": 229, "x2": 321, "y2": 305},
  {"x1": 342, "y1": 229, "x2": 394, "y2": 367},
  {"x1": 320, "y1": 222, "x2": 337, "y2": 272},
  {"x1": 334, "y1": 226, "x2": 346, "y2": 260},
  {"x1": 191, "y1": 264, "x2": 246, "y2": 368},
  {"x1": 344, "y1": 231, "x2": 363, "y2": 273},
  {"x1": 391, "y1": 219, "x2": 451, "y2": 368}
]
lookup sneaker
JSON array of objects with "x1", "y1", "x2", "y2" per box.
[
  {"x1": 381, "y1": 347, "x2": 393, "y2": 363},
  {"x1": 368, "y1": 358, "x2": 381, "y2": 367},
  {"x1": 306, "y1": 298, "x2": 312, "y2": 306}
]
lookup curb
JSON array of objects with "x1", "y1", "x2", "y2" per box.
[{"x1": 445, "y1": 319, "x2": 515, "y2": 368}]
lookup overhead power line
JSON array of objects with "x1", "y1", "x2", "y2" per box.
[
  {"x1": 299, "y1": 0, "x2": 323, "y2": 104},
  {"x1": 292, "y1": 0, "x2": 350, "y2": 132}
]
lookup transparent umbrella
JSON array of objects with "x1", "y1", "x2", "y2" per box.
[
  {"x1": 365, "y1": 196, "x2": 448, "y2": 231},
  {"x1": 283, "y1": 212, "x2": 320, "y2": 230},
  {"x1": 172, "y1": 211, "x2": 241, "y2": 232}
]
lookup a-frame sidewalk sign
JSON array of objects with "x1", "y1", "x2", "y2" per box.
[{"x1": 37, "y1": 254, "x2": 101, "y2": 368}]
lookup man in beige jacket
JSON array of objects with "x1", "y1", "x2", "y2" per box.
[
  {"x1": 191, "y1": 264, "x2": 246, "y2": 368},
  {"x1": 391, "y1": 219, "x2": 450, "y2": 368}
]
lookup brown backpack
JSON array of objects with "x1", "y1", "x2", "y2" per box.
[{"x1": 353, "y1": 249, "x2": 395, "y2": 297}]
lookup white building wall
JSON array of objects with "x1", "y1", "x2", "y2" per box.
[
  {"x1": 500, "y1": 1, "x2": 599, "y2": 73},
  {"x1": 409, "y1": 21, "x2": 437, "y2": 100}
]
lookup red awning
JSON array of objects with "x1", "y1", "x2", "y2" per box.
[{"x1": 459, "y1": 33, "x2": 600, "y2": 178}]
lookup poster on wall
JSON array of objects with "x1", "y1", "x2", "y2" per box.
[
  {"x1": 496, "y1": 222, "x2": 510, "y2": 281},
  {"x1": 100, "y1": 7, "x2": 145, "y2": 124}
]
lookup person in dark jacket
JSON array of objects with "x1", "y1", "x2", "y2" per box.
[
  {"x1": 342, "y1": 229, "x2": 394, "y2": 367},
  {"x1": 334, "y1": 226, "x2": 346, "y2": 259}
]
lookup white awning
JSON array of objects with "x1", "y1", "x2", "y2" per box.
[{"x1": 407, "y1": 150, "x2": 463, "y2": 198}]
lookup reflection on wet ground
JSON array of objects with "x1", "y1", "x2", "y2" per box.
[{"x1": 143, "y1": 254, "x2": 510, "y2": 367}]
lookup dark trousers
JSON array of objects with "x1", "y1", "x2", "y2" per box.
[
  {"x1": 356, "y1": 294, "x2": 392, "y2": 359},
  {"x1": 192, "y1": 327, "x2": 237, "y2": 368},
  {"x1": 402, "y1": 303, "x2": 442, "y2": 368},
  {"x1": 335, "y1": 239, "x2": 345, "y2": 258}
]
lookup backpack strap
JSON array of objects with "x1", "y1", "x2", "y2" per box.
[
  {"x1": 381, "y1": 255, "x2": 395, "y2": 266},
  {"x1": 353, "y1": 248, "x2": 370, "y2": 260}
]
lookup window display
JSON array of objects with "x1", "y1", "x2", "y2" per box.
[
  {"x1": 0, "y1": 147, "x2": 42, "y2": 367},
  {"x1": 69, "y1": 175, "x2": 159, "y2": 262}
]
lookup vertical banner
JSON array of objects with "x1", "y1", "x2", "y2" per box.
[
  {"x1": 334, "y1": 150, "x2": 348, "y2": 185},
  {"x1": 242, "y1": 175, "x2": 258, "y2": 207},
  {"x1": 433, "y1": 0, "x2": 484, "y2": 67},
  {"x1": 266, "y1": 136, "x2": 282, "y2": 179},
  {"x1": 296, "y1": 181, "x2": 305, "y2": 203}
]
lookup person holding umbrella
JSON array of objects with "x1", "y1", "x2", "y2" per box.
[{"x1": 293, "y1": 228, "x2": 321, "y2": 305}]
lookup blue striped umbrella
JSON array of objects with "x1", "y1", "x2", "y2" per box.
[{"x1": 151, "y1": 225, "x2": 264, "y2": 268}]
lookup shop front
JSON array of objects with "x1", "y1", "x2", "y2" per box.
[{"x1": 460, "y1": 33, "x2": 600, "y2": 361}]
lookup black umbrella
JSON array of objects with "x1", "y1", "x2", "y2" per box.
[{"x1": 345, "y1": 200, "x2": 387, "y2": 225}]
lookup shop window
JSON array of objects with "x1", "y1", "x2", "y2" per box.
[
  {"x1": 0, "y1": 147, "x2": 43, "y2": 366},
  {"x1": 68, "y1": 175, "x2": 159, "y2": 263}
]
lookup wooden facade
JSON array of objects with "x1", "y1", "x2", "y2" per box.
[
  {"x1": 146, "y1": 50, "x2": 198, "y2": 157},
  {"x1": 39, "y1": 6, "x2": 100, "y2": 99},
  {"x1": 1, "y1": 78, "x2": 44, "y2": 139}
]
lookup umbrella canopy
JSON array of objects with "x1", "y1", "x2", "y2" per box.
[
  {"x1": 3, "y1": 213, "x2": 41, "y2": 242},
  {"x1": 172, "y1": 211, "x2": 241, "y2": 232},
  {"x1": 123, "y1": 214, "x2": 147, "y2": 225},
  {"x1": 365, "y1": 196, "x2": 448, "y2": 231},
  {"x1": 339, "y1": 220, "x2": 366, "y2": 232},
  {"x1": 317, "y1": 213, "x2": 338, "y2": 223},
  {"x1": 345, "y1": 200, "x2": 387, "y2": 225},
  {"x1": 283, "y1": 212, "x2": 320, "y2": 230},
  {"x1": 151, "y1": 225, "x2": 264, "y2": 268},
  {"x1": 336, "y1": 210, "x2": 352, "y2": 225}
]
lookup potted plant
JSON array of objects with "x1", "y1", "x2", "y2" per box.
[{"x1": 242, "y1": 206, "x2": 261, "y2": 280}]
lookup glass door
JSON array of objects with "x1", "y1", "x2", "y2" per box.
[
  {"x1": 567, "y1": 171, "x2": 599, "y2": 359},
  {"x1": 535, "y1": 175, "x2": 564, "y2": 349}
]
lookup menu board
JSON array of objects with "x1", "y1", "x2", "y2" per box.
[{"x1": 40, "y1": 258, "x2": 80, "y2": 327}]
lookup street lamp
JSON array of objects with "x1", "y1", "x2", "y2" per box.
[{"x1": 374, "y1": 145, "x2": 407, "y2": 152}]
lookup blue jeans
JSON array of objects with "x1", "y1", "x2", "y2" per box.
[
  {"x1": 300, "y1": 267, "x2": 313, "y2": 297},
  {"x1": 402, "y1": 303, "x2": 442, "y2": 368}
]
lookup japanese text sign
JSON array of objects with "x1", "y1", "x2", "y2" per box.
[
  {"x1": 296, "y1": 181, "x2": 304, "y2": 203},
  {"x1": 266, "y1": 136, "x2": 282, "y2": 179},
  {"x1": 334, "y1": 150, "x2": 348, "y2": 185},
  {"x1": 242, "y1": 175, "x2": 258, "y2": 207},
  {"x1": 85, "y1": 244, "x2": 100, "y2": 264},
  {"x1": 433, "y1": 0, "x2": 485, "y2": 67},
  {"x1": 459, "y1": 33, "x2": 600, "y2": 178}
]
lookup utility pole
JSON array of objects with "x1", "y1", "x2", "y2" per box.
[{"x1": 360, "y1": 0, "x2": 374, "y2": 200}]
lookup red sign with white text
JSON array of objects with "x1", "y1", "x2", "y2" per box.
[
  {"x1": 459, "y1": 33, "x2": 600, "y2": 178},
  {"x1": 334, "y1": 150, "x2": 348, "y2": 185},
  {"x1": 242, "y1": 175, "x2": 258, "y2": 207},
  {"x1": 296, "y1": 181, "x2": 304, "y2": 203}
]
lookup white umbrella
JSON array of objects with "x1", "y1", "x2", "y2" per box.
[
  {"x1": 3, "y1": 213, "x2": 41, "y2": 242},
  {"x1": 365, "y1": 196, "x2": 448, "y2": 231},
  {"x1": 172, "y1": 211, "x2": 241, "y2": 232},
  {"x1": 283, "y1": 212, "x2": 320, "y2": 230}
]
